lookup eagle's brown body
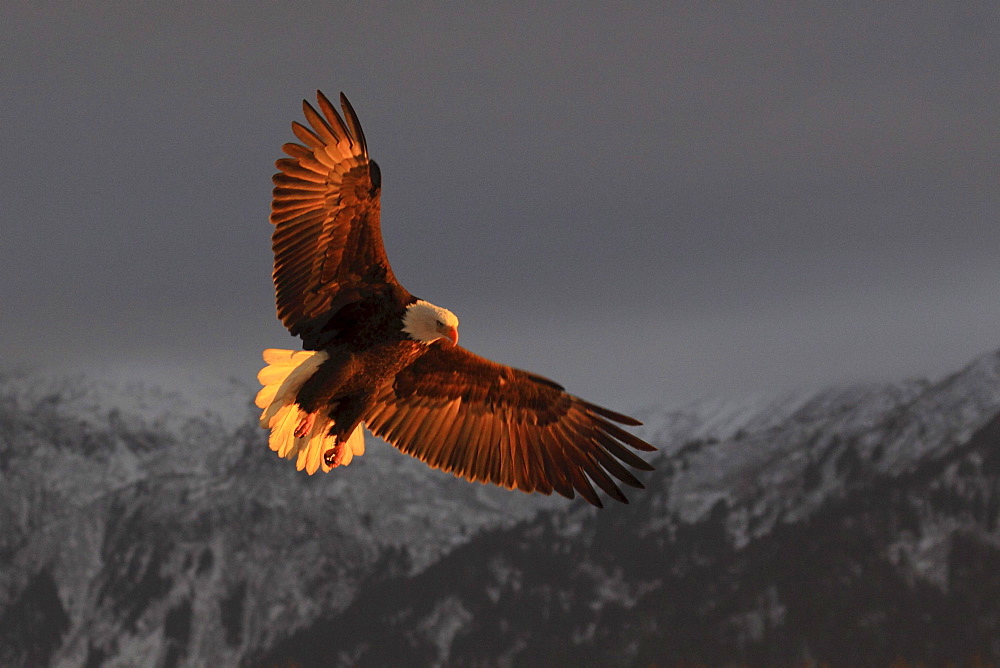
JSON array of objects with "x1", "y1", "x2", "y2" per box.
[
  {"x1": 257, "y1": 91, "x2": 656, "y2": 507},
  {"x1": 296, "y1": 338, "x2": 424, "y2": 453}
]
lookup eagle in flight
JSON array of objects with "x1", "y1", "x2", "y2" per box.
[{"x1": 256, "y1": 91, "x2": 655, "y2": 507}]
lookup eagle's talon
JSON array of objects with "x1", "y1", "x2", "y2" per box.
[
  {"x1": 324, "y1": 444, "x2": 343, "y2": 467},
  {"x1": 294, "y1": 413, "x2": 315, "y2": 438}
]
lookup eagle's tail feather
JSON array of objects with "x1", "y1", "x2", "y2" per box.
[{"x1": 256, "y1": 349, "x2": 365, "y2": 474}]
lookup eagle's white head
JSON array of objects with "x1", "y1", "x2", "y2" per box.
[{"x1": 402, "y1": 300, "x2": 460, "y2": 346}]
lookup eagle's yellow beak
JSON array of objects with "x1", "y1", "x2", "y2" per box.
[{"x1": 439, "y1": 325, "x2": 459, "y2": 346}]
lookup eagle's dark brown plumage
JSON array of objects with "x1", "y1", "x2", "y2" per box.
[{"x1": 257, "y1": 91, "x2": 655, "y2": 507}]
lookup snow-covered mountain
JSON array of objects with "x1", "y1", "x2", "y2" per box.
[
  {"x1": 2, "y1": 349, "x2": 999, "y2": 666},
  {"x1": 0, "y1": 369, "x2": 553, "y2": 667}
]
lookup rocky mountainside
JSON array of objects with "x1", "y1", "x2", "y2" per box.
[
  {"x1": 2, "y1": 350, "x2": 1000, "y2": 666},
  {"x1": 0, "y1": 372, "x2": 552, "y2": 667}
]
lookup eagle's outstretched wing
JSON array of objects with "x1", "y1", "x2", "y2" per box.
[
  {"x1": 364, "y1": 344, "x2": 656, "y2": 507},
  {"x1": 270, "y1": 91, "x2": 408, "y2": 347}
]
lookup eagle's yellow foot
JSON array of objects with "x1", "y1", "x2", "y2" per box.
[
  {"x1": 294, "y1": 413, "x2": 315, "y2": 438},
  {"x1": 324, "y1": 442, "x2": 345, "y2": 468}
]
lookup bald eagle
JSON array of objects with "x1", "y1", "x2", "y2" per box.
[{"x1": 256, "y1": 91, "x2": 655, "y2": 507}]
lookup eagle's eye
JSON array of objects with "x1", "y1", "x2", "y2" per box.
[{"x1": 435, "y1": 319, "x2": 444, "y2": 327}]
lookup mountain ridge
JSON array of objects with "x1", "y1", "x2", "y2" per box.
[{"x1": 1, "y1": 349, "x2": 999, "y2": 665}]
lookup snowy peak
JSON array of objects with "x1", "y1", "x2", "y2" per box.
[{"x1": 2, "y1": 347, "x2": 1000, "y2": 665}]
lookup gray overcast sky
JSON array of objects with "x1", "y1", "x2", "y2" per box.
[{"x1": 2, "y1": 2, "x2": 998, "y2": 412}]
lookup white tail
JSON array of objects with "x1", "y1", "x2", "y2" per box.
[{"x1": 255, "y1": 349, "x2": 366, "y2": 474}]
